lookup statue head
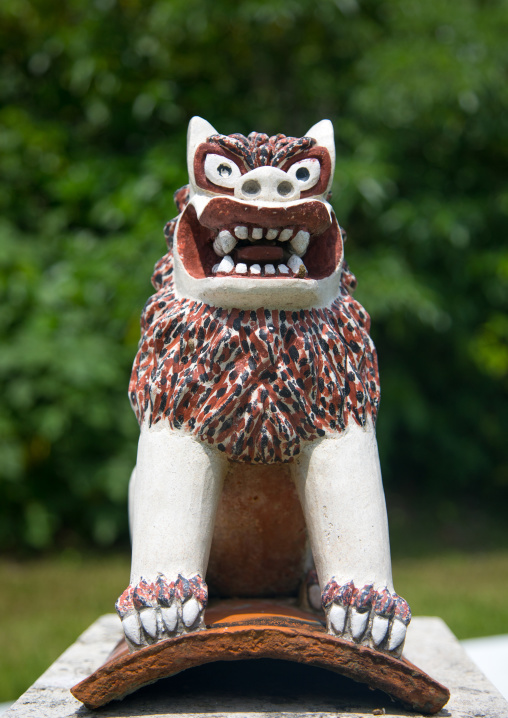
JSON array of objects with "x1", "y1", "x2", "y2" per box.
[{"x1": 172, "y1": 117, "x2": 345, "y2": 310}]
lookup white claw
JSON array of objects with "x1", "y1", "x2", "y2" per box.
[
  {"x1": 308, "y1": 584, "x2": 322, "y2": 611},
  {"x1": 266, "y1": 228, "x2": 279, "y2": 240},
  {"x1": 122, "y1": 613, "x2": 142, "y2": 646},
  {"x1": 290, "y1": 230, "x2": 310, "y2": 256},
  {"x1": 217, "y1": 255, "x2": 235, "y2": 274},
  {"x1": 350, "y1": 608, "x2": 369, "y2": 640},
  {"x1": 287, "y1": 254, "x2": 307, "y2": 277},
  {"x1": 212, "y1": 263, "x2": 220, "y2": 274},
  {"x1": 250, "y1": 264, "x2": 261, "y2": 275},
  {"x1": 251, "y1": 227, "x2": 263, "y2": 240},
  {"x1": 277, "y1": 264, "x2": 290, "y2": 275},
  {"x1": 388, "y1": 619, "x2": 407, "y2": 651},
  {"x1": 160, "y1": 604, "x2": 178, "y2": 633},
  {"x1": 279, "y1": 228, "x2": 293, "y2": 242},
  {"x1": 328, "y1": 604, "x2": 347, "y2": 634},
  {"x1": 139, "y1": 608, "x2": 158, "y2": 639},
  {"x1": 234, "y1": 226, "x2": 248, "y2": 239},
  {"x1": 371, "y1": 615, "x2": 390, "y2": 645},
  {"x1": 264, "y1": 264, "x2": 275, "y2": 275},
  {"x1": 182, "y1": 597, "x2": 201, "y2": 628},
  {"x1": 235, "y1": 262, "x2": 248, "y2": 274}
]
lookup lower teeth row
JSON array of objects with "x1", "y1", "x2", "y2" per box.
[{"x1": 212, "y1": 255, "x2": 307, "y2": 278}]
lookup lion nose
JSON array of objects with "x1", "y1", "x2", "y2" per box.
[
  {"x1": 241, "y1": 179, "x2": 262, "y2": 197},
  {"x1": 235, "y1": 167, "x2": 300, "y2": 202},
  {"x1": 276, "y1": 180, "x2": 294, "y2": 197}
]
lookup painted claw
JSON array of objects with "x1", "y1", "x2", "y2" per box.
[
  {"x1": 328, "y1": 603, "x2": 347, "y2": 634},
  {"x1": 388, "y1": 618, "x2": 407, "y2": 650},
  {"x1": 371, "y1": 615, "x2": 390, "y2": 645},
  {"x1": 182, "y1": 596, "x2": 201, "y2": 628},
  {"x1": 116, "y1": 573, "x2": 208, "y2": 650},
  {"x1": 160, "y1": 604, "x2": 178, "y2": 632},
  {"x1": 122, "y1": 613, "x2": 142, "y2": 646},
  {"x1": 350, "y1": 607, "x2": 369, "y2": 640},
  {"x1": 139, "y1": 608, "x2": 158, "y2": 639}
]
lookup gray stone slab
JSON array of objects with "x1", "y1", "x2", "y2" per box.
[{"x1": 4, "y1": 615, "x2": 508, "y2": 718}]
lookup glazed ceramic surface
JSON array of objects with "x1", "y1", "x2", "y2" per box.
[{"x1": 116, "y1": 118, "x2": 411, "y2": 659}]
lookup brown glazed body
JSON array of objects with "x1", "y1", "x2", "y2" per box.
[{"x1": 207, "y1": 464, "x2": 307, "y2": 597}]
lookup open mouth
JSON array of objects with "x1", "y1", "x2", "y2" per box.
[
  {"x1": 176, "y1": 197, "x2": 343, "y2": 281},
  {"x1": 212, "y1": 225, "x2": 314, "y2": 277}
]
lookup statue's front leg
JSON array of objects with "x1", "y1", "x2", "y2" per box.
[
  {"x1": 116, "y1": 422, "x2": 226, "y2": 650},
  {"x1": 291, "y1": 421, "x2": 411, "y2": 657}
]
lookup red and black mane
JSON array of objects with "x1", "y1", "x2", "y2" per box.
[{"x1": 207, "y1": 132, "x2": 316, "y2": 170}]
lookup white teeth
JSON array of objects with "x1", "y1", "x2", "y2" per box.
[
  {"x1": 213, "y1": 229, "x2": 237, "y2": 256},
  {"x1": 264, "y1": 264, "x2": 276, "y2": 275},
  {"x1": 251, "y1": 227, "x2": 263, "y2": 240},
  {"x1": 250, "y1": 264, "x2": 261, "y2": 275},
  {"x1": 277, "y1": 264, "x2": 290, "y2": 275},
  {"x1": 279, "y1": 228, "x2": 293, "y2": 242},
  {"x1": 217, "y1": 255, "x2": 235, "y2": 274},
  {"x1": 234, "y1": 226, "x2": 248, "y2": 239},
  {"x1": 290, "y1": 230, "x2": 310, "y2": 256},
  {"x1": 212, "y1": 238, "x2": 225, "y2": 256},
  {"x1": 235, "y1": 262, "x2": 248, "y2": 274},
  {"x1": 288, "y1": 254, "x2": 307, "y2": 277},
  {"x1": 266, "y1": 228, "x2": 279, "y2": 240}
]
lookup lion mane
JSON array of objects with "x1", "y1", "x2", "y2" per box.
[{"x1": 129, "y1": 226, "x2": 380, "y2": 464}]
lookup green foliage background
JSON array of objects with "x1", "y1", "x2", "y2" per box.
[{"x1": 1, "y1": 0, "x2": 507, "y2": 551}]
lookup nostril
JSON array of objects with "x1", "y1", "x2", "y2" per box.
[
  {"x1": 277, "y1": 180, "x2": 294, "y2": 197},
  {"x1": 242, "y1": 179, "x2": 261, "y2": 196}
]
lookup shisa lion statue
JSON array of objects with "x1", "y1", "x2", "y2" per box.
[{"x1": 116, "y1": 117, "x2": 411, "y2": 659}]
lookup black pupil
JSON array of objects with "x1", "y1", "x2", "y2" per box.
[
  {"x1": 218, "y1": 164, "x2": 232, "y2": 177},
  {"x1": 296, "y1": 167, "x2": 310, "y2": 181}
]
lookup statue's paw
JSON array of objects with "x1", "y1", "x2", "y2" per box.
[
  {"x1": 115, "y1": 573, "x2": 207, "y2": 651},
  {"x1": 322, "y1": 579, "x2": 411, "y2": 658}
]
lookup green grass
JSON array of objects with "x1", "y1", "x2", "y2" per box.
[
  {"x1": 0, "y1": 552, "x2": 130, "y2": 703},
  {"x1": 393, "y1": 551, "x2": 508, "y2": 640},
  {"x1": 1, "y1": 550, "x2": 507, "y2": 702}
]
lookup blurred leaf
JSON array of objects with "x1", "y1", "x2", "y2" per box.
[{"x1": 0, "y1": 0, "x2": 507, "y2": 551}]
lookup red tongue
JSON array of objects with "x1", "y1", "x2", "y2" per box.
[{"x1": 235, "y1": 245, "x2": 284, "y2": 263}]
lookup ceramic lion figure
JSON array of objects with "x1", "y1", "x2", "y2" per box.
[{"x1": 116, "y1": 117, "x2": 411, "y2": 658}]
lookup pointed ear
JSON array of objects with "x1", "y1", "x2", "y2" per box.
[
  {"x1": 305, "y1": 119, "x2": 335, "y2": 184},
  {"x1": 187, "y1": 116, "x2": 218, "y2": 149},
  {"x1": 187, "y1": 116, "x2": 219, "y2": 189}
]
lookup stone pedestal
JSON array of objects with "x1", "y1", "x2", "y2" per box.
[{"x1": 4, "y1": 614, "x2": 508, "y2": 718}]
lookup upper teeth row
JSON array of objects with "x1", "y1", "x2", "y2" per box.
[
  {"x1": 233, "y1": 226, "x2": 294, "y2": 241},
  {"x1": 212, "y1": 227, "x2": 310, "y2": 258}
]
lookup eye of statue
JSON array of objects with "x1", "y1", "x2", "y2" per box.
[
  {"x1": 287, "y1": 158, "x2": 321, "y2": 192},
  {"x1": 296, "y1": 167, "x2": 310, "y2": 182},
  {"x1": 204, "y1": 153, "x2": 241, "y2": 188}
]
